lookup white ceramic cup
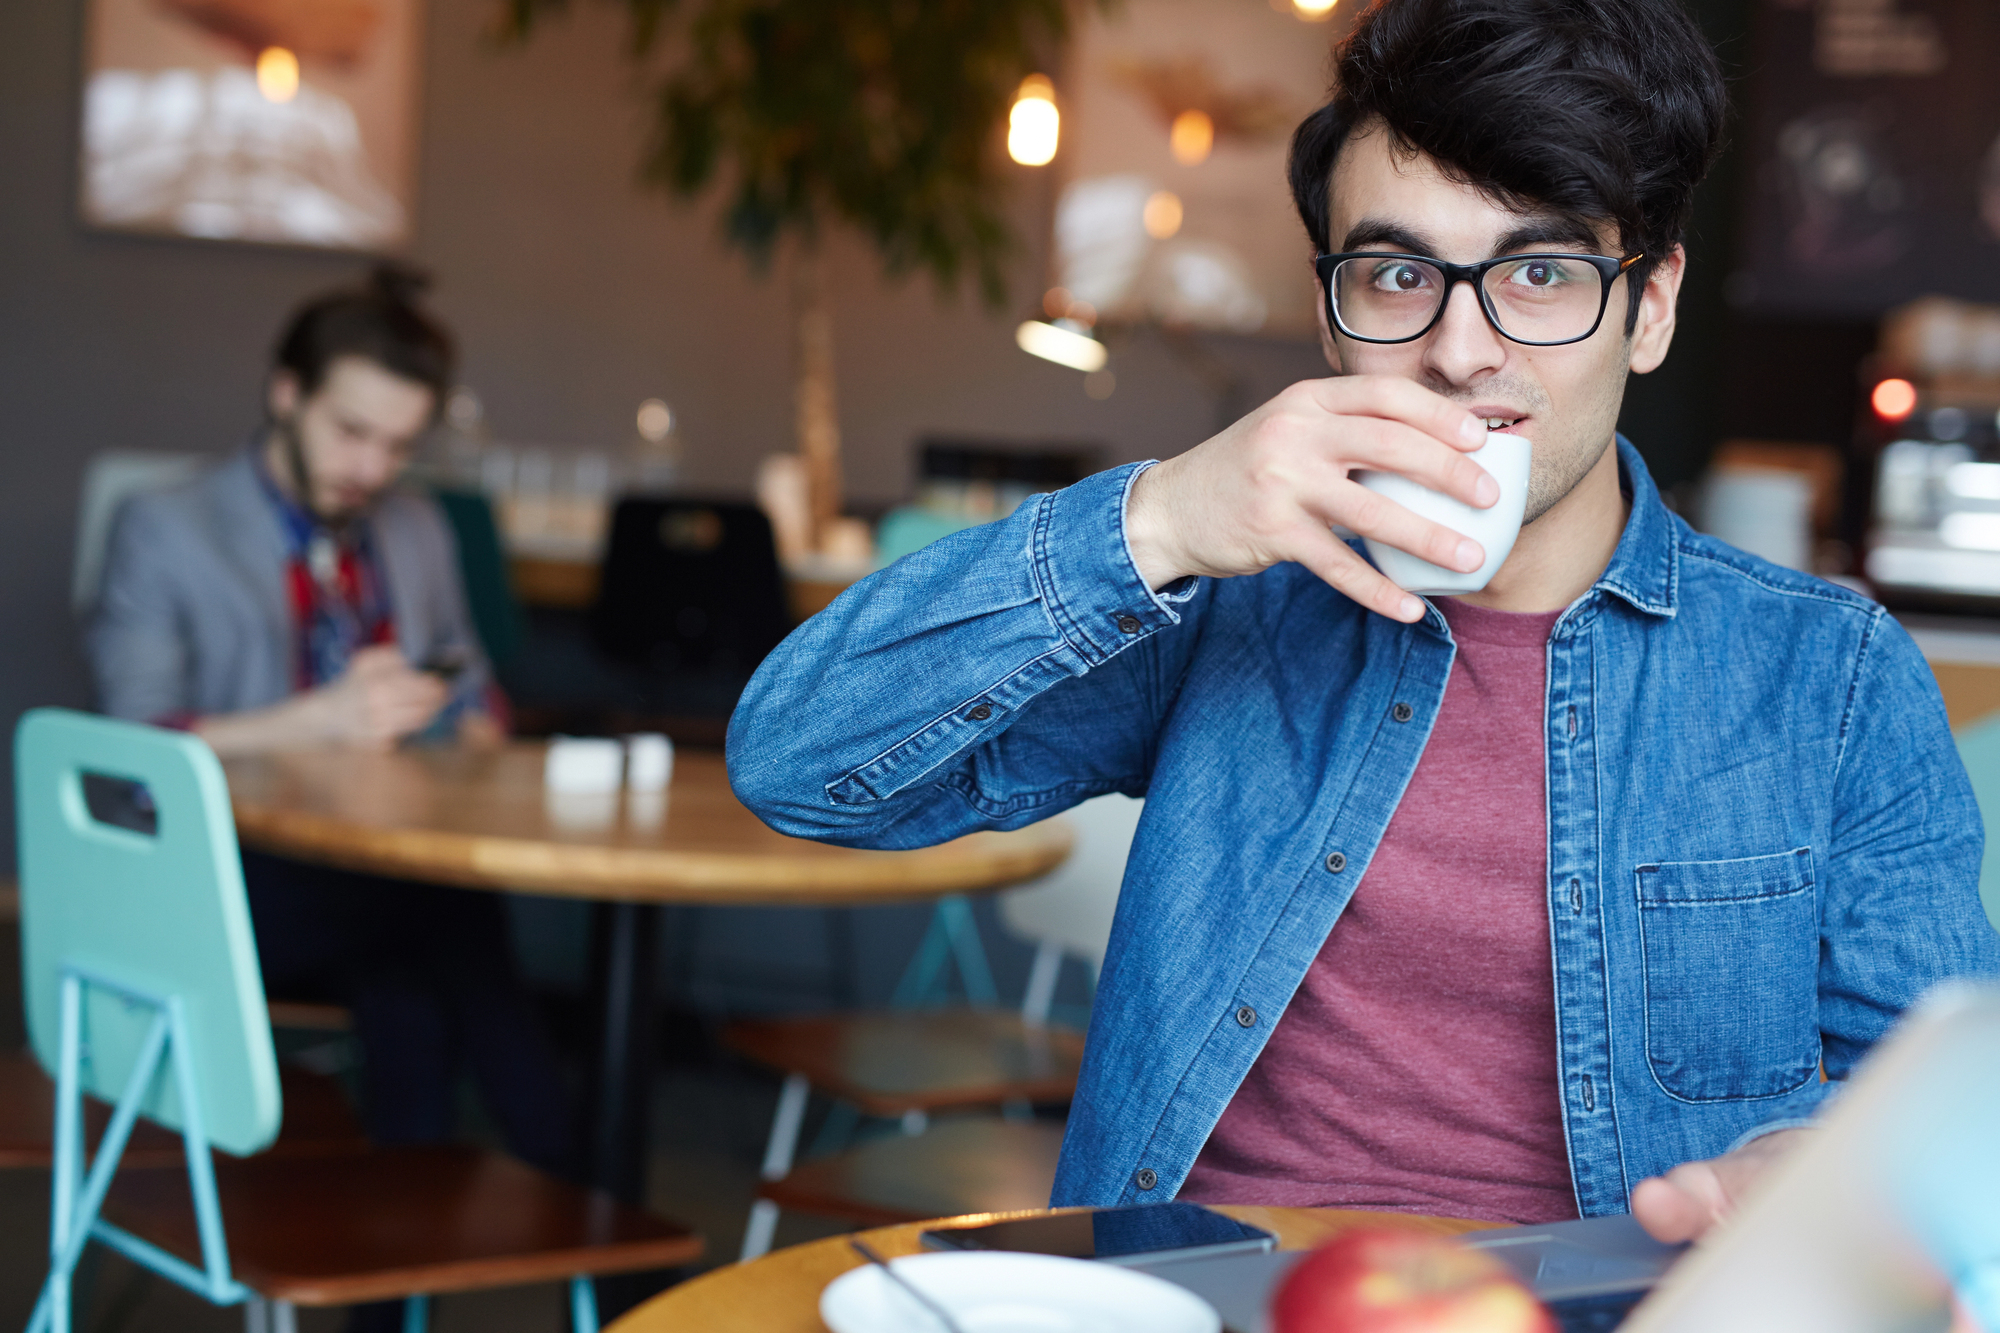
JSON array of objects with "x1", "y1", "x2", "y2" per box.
[
  {"x1": 624, "y1": 733, "x2": 674, "y2": 793},
  {"x1": 1356, "y1": 430, "x2": 1533, "y2": 595},
  {"x1": 544, "y1": 736, "x2": 624, "y2": 794}
]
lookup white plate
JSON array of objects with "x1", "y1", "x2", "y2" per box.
[{"x1": 820, "y1": 1251, "x2": 1222, "y2": 1333}]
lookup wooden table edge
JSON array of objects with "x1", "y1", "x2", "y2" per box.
[
  {"x1": 228, "y1": 809, "x2": 1074, "y2": 905},
  {"x1": 606, "y1": 1205, "x2": 1498, "y2": 1332}
]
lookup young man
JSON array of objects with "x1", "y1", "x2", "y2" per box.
[
  {"x1": 88, "y1": 272, "x2": 573, "y2": 1233},
  {"x1": 726, "y1": 0, "x2": 1998, "y2": 1242},
  {"x1": 91, "y1": 266, "x2": 493, "y2": 750}
]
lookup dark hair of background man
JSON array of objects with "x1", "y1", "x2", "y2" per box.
[{"x1": 273, "y1": 264, "x2": 457, "y2": 407}]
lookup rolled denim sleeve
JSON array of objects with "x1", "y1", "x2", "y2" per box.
[
  {"x1": 1817, "y1": 614, "x2": 2000, "y2": 1080},
  {"x1": 727, "y1": 462, "x2": 1204, "y2": 848}
]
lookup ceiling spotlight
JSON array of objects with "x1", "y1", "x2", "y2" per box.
[
  {"x1": 1017, "y1": 318, "x2": 1108, "y2": 373},
  {"x1": 1009, "y1": 75, "x2": 1060, "y2": 166}
]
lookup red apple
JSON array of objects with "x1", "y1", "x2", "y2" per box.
[{"x1": 1271, "y1": 1229, "x2": 1558, "y2": 1333}]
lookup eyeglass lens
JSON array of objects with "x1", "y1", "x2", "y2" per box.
[{"x1": 1331, "y1": 256, "x2": 1607, "y2": 343}]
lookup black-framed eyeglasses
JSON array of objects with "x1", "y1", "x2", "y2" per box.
[{"x1": 1314, "y1": 251, "x2": 1645, "y2": 347}]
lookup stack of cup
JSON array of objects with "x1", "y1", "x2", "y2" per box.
[
  {"x1": 543, "y1": 733, "x2": 677, "y2": 831},
  {"x1": 624, "y1": 733, "x2": 673, "y2": 828},
  {"x1": 544, "y1": 736, "x2": 624, "y2": 830}
]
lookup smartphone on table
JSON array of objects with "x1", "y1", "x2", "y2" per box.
[{"x1": 920, "y1": 1202, "x2": 1278, "y2": 1268}]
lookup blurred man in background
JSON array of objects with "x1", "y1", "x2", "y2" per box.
[{"x1": 88, "y1": 269, "x2": 573, "y2": 1327}]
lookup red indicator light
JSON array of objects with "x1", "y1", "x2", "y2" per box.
[{"x1": 1872, "y1": 378, "x2": 1918, "y2": 421}]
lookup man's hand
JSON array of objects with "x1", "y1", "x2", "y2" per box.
[
  {"x1": 1629, "y1": 1129, "x2": 1812, "y2": 1243},
  {"x1": 310, "y1": 644, "x2": 449, "y2": 749},
  {"x1": 1124, "y1": 375, "x2": 1497, "y2": 623}
]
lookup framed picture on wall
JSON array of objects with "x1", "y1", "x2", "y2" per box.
[
  {"x1": 79, "y1": 0, "x2": 421, "y2": 250},
  {"x1": 1052, "y1": 0, "x2": 1352, "y2": 340}
]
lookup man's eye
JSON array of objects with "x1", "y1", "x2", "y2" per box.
[
  {"x1": 1503, "y1": 259, "x2": 1571, "y2": 288},
  {"x1": 1370, "y1": 263, "x2": 1431, "y2": 293}
]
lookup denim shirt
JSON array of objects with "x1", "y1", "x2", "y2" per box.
[{"x1": 726, "y1": 439, "x2": 1999, "y2": 1216}]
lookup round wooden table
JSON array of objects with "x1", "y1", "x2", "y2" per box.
[
  {"x1": 222, "y1": 742, "x2": 1072, "y2": 905},
  {"x1": 607, "y1": 1206, "x2": 1496, "y2": 1332},
  {"x1": 221, "y1": 742, "x2": 1074, "y2": 1203}
]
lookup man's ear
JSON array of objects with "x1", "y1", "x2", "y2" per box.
[
  {"x1": 1313, "y1": 275, "x2": 1346, "y2": 374},
  {"x1": 267, "y1": 369, "x2": 300, "y2": 421},
  {"x1": 1628, "y1": 246, "x2": 1686, "y2": 376}
]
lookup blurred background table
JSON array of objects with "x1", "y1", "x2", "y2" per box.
[
  {"x1": 221, "y1": 742, "x2": 1074, "y2": 1203},
  {"x1": 609, "y1": 1205, "x2": 1495, "y2": 1332}
]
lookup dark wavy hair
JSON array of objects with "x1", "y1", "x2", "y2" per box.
[
  {"x1": 1289, "y1": 0, "x2": 1727, "y2": 332},
  {"x1": 273, "y1": 263, "x2": 456, "y2": 409}
]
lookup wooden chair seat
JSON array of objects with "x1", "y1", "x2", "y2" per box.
[
  {"x1": 101, "y1": 1144, "x2": 703, "y2": 1307},
  {"x1": 723, "y1": 1010, "x2": 1085, "y2": 1116},
  {"x1": 760, "y1": 1115, "x2": 1066, "y2": 1228},
  {"x1": 0, "y1": 1051, "x2": 366, "y2": 1169},
  {"x1": 266, "y1": 999, "x2": 354, "y2": 1032}
]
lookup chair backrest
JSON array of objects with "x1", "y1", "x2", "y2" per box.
[
  {"x1": 15, "y1": 709, "x2": 280, "y2": 1155},
  {"x1": 432, "y1": 487, "x2": 526, "y2": 668},
  {"x1": 72, "y1": 451, "x2": 206, "y2": 614},
  {"x1": 997, "y1": 793, "x2": 1143, "y2": 975},
  {"x1": 590, "y1": 496, "x2": 793, "y2": 673},
  {"x1": 1954, "y1": 715, "x2": 2000, "y2": 930}
]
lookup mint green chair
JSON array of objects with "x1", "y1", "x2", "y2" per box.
[
  {"x1": 19, "y1": 708, "x2": 276, "y2": 1332},
  {"x1": 16, "y1": 709, "x2": 700, "y2": 1333},
  {"x1": 1956, "y1": 714, "x2": 2000, "y2": 931}
]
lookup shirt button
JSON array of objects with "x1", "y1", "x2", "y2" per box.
[
  {"x1": 1114, "y1": 613, "x2": 1143, "y2": 635},
  {"x1": 1134, "y1": 1167, "x2": 1158, "y2": 1191},
  {"x1": 1324, "y1": 851, "x2": 1346, "y2": 873},
  {"x1": 1391, "y1": 702, "x2": 1414, "y2": 723},
  {"x1": 966, "y1": 704, "x2": 992, "y2": 721},
  {"x1": 1235, "y1": 1005, "x2": 1257, "y2": 1028}
]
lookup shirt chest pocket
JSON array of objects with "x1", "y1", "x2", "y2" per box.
[{"x1": 1636, "y1": 848, "x2": 1820, "y2": 1103}]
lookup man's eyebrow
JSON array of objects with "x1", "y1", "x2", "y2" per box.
[
  {"x1": 1339, "y1": 219, "x2": 1434, "y2": 253},
  {"x1": 1492, "y1": 217, "x2": 1610, "y2": 254},
  {"x1": 1337, "y1": 215, "x2": 1612, "y2": 258}
]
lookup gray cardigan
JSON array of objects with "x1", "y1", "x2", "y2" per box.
[{"x1": 88, "y1": 448, "x2": 491, "y2": 723}]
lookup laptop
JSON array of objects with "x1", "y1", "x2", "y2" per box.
[{"x1": 1134, "y1": 982, "x2": 2000, "y2": 1333}]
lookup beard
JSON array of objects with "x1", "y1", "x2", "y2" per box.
[
  {"x1": 1521, "y1": 432, "x2": 1615, "y2": 526},
  {"x1": 272, "y1": 417, "x2": 362, "y2": 530}
]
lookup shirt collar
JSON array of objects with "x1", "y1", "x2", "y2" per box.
[
  {"x1": 1415, "y1": 434, "x2": 1677, "y2": 639},
  {"x1": 1592, "y1": 435, "x2": 1678, "y2": 619},
  {"x1": 250, "y1": 438, "x2": 319, "y2": 557}
]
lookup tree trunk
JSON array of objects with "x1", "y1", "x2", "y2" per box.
[{"x1": 792, "y1": 242, "x2": 843, "y2": 552}]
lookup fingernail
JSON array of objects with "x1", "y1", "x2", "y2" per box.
[
  {"x1": 1456, "y1": 539, "x2": 1484, "y2": 571},
  {"x1": 1400, "y1": 596, "x2": 1424, "y2": 620},
  {"x1": 1475, "y1": 473, "x2": 1499, "y2": 506},
  {"x1": 1460, "y1": 417, "x2": 1486, "y2": 447}
]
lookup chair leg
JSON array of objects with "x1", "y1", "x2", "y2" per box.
[
  {"x1": 740, "y1": 1200, "x2": 783, "y2": 1263},
  {"x1": 402, "y1": 1294, "x2": 430, "y2": 1333},
  {"x1": 741, "y1": 1073, "x2": 810, "y2": 1262},
  {"x1": 272, "y1": 1301, "x2": 298, "y2": 1333},
  {"x1": 938, "y1": 896, "x2": 998, "y2": 1006},
  {"x1": 569, "y1": 1275, "x2": 600, "y2": 1333},
  {"x1": 1020, "y1": 940, "x2": 1063, "y2": 1029},
  {"x1": 244, "y1": 1296, "x2": 268, "y2": 1333}
]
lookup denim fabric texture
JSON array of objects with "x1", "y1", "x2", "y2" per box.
[{"x1": 726, "y1": 438, "x2": 2000, "y2": 1217}]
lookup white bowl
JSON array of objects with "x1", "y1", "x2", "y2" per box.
[
  {"x1": 821, "y1": 1250, "x2": 1221, "y2": 1333},
  {"x1": 1356, "y1": 430, "x2": 1532, "y2": 595}
]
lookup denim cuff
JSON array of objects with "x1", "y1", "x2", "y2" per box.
[{"x1": 1032, "y1": 461, "x2": 1199, "y2": 667}]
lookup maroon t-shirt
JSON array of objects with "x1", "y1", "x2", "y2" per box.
[{"x1": 1180, "y1": 598, "x2": 1578, "y2": 1224}]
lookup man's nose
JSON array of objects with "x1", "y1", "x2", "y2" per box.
[
  {"x1": 354, "y1": 446, "x2": 398, "y2": 490},
  {"x1": 1422, "y1": 280, "x2": 1507, "y2": 385}
]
